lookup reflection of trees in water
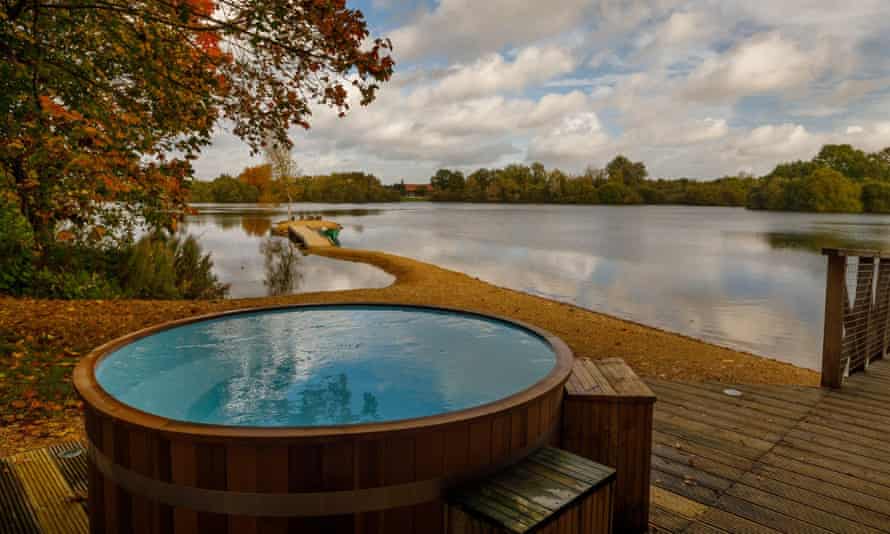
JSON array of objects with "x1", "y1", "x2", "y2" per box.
[
  {"x1": 241, "y1": 217, "x2": 272, "y2": 237},
  {"x1": 261, "y1": 238, "x2": 303, "y2": 296},
  {"x1": 200, "y1": 213, "x2": 241, "y2": 230},
  {"x1": 198, "y1": 371, "x2": 381, "y2": 426},
  {"x1": 296, "y1": 208, "x2": 383, "y2": 218},
  {"x1": 298, "y1": 374, "x2": 379, "y2": 425},
  {"x1": 764, "y1": 232, "x2": 886, "y2": 254}
]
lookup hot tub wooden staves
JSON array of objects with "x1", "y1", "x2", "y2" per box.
[{"x1": 74, "y1": 304, "x2": 574, "y2": 534}]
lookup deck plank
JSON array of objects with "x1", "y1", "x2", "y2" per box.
[
  {"x1": 651, "y1": 431, "x2": 757, "y2": 472},
  {"x1": 2, "y1": 446, "x2": 88, "y2": 534},
  {"x1": 754, "y1": 454, "x2": 890, "y2": 503},
  {"x1": 735, "y1": 472, "x2": 890, "y2": 530},
  {"x1": 647, "y1": 358, "x2": 890, "y2": 533}
]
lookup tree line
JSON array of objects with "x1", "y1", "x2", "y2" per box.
[
  {"x1": 747, "y1": 145, "x2": 890, "y2": 213},
  {"x1": 428, "y1": 156, "x2": 756, "y2": 207},
  {"x1": 189, "y1": 164, "x2": 400, "y2": 203},
  {"x1": 427, "y1": 145, "x2": 890, "y2": 213}
]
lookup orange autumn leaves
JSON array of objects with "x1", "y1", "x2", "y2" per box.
[
  {"x1": 2, "y1": 0, "x2": 393, "y2": 247},
  {"x1": 38, "y1": 95, "x2": 83, "y2": 122}
]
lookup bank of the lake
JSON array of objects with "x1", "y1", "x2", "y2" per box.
[{"x1": 0, "y1": 246, "x2": 817, "y2": 456}]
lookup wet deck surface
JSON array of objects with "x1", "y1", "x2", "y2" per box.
[
  {"x1": 0, "y1": 441, "x2": 87, "y2": 534},
  {"x1": 647, "y1": 357, "x2": 890, "y2": 533},
  {"x1": 1, "y1": 360, "x2": 888, "y2": 533}
]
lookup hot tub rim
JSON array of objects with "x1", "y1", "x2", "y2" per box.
[{"x1": 74, "y1": 302, "x2": 574, "y2": 440}]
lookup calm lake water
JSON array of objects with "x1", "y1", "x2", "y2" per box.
[{"x1": 185, "y1": 203, "x2": 890, "y2": 369}]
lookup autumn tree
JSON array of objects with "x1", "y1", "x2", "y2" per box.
[
  {"x1": 238, "y1": 164, "x2": 273, "y2": 193},
  {"x1": 1, "y1": 0, "x2": 394, "y2": 246}
]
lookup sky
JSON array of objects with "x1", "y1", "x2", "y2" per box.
[{"x1": 192, "y1": 0, "x2": 890, "y2": 184}]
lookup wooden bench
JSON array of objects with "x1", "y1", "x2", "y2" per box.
[
  {"x1": 445, "y1": 447, "x2": 615, "y2": 534},
  {"x1": 561, "y1": 357, "x2": 656, "y2": 533}
]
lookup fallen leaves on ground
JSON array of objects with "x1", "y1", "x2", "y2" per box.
[{"x1": 1, "y1": 247, "x2": 820, "y2": 455}]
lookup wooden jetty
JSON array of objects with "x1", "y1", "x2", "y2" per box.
[
  {"x1": 3, "y1": 360, "x2": 888, "y2": 533},
  {"x1": 271, "y1": 219, "x2": 342, "y2": 247}
]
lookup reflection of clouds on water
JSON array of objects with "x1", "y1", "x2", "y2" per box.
[
  {"x1": 335, "y1": 205, "x2": 890, "y2": 369},
  {"x1": 181, "y1": 217, "x2": 393, "y2": 298},
  {"x1": 184, "y1": 203, "x2": 890, "y2": 370}
]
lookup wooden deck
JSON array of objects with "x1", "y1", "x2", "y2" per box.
[
  {"x1": 2, "y1": 360, "x2": 889, "y2": 533},
  {"x1": 0, "y1": 441, "x2": 87, "y2": 534},
  {"x1": 647, "y1": 357, "x2": 890, "y2": 533}
]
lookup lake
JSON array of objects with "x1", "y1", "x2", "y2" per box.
[{"x1": 185, "y1": 203, "x2": 890, "y2": 370}]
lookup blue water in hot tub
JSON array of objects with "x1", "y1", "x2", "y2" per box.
[{"x1": 95, "y1": 305, "x2": 557, "y2": 427}]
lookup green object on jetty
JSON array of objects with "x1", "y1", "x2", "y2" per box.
[{"x1": 320, "y1": 227, "x2": 340, "y2": 246}]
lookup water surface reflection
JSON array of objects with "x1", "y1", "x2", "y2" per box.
[
  {"x1": 187, "y1": 203, "x2": 890, "y2": 369},
  {"x1": 181, "y1": 211, "x2": 393, "y2": 298}
]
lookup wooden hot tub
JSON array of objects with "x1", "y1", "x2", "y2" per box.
[{"x1": 74, "y1": 304, "x2": 573, "y2": 533}]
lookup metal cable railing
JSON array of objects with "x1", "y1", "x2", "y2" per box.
[{"x1": 822, "y1": 249, "x2": 890, "y2": 387}]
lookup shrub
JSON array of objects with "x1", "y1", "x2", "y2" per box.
[
  {"x1": 637, "y1": 186, "x2": 665, "y2": 204},
  {"x1": 121, "y1": 234, "x2": 228, "y2": 299},
  {"x1": 747, "y1": 178, "x2": 788, "y2": 210},
  {"x1": 597, "y1": 182, "x2": 640, "y2": 204},
  {"x1": 170, "y1": 235, "x2": 229, "y2": 299},
  {"x1": 30, "y1": 268, "x2": 122, "y2": 299},
  {"x1": 0, "y1": 195, "x2": 35, "y2": 294},
  {"x1": 121, "y1": 237, "x2": 180, "y2": 298},
  {"x1": 862, "y1": 182, "x2": 890, "y2": 213}
]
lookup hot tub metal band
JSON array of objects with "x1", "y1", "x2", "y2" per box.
[{"x1": 86, "y1": 426, "x2": 556, "y2": 517}]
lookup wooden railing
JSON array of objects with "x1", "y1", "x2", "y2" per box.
[{"x1": 821, "y1": 248, "x2": 890, "y2": 387}]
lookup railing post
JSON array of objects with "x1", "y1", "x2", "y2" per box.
[{"x1": 822, "y1": 250, "x2": 846, "y2": 388}]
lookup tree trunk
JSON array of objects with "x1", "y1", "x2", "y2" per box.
[{"x1": 286, "y1": 177, "x2": 293, "y2": 220}]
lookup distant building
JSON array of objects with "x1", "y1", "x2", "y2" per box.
[{"x1": 402, "y1": 183, "x2": 433, "y2": 198}]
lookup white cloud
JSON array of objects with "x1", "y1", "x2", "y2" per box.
[
  {"x1": 794, "y1": 76, "x2": 890, "y2": 117},
  {"x1": 672, "y1": 118, "x2": 730, "y2": 144},
  {"x1": 528, "y1": 112, "x2": 611, "y2": 163},
  {"x1": 390, "y1": 0, "x2": 591, "y2": 61},
  {"x1": 684, "y1": 33, "x2": 823, "y2": 102},
  {"x1": 419, "y1": 91, "x2": 591, "y2": 136},
  {"x1": 658, "y1": 11, "x2": 710, "y2": 45},
  {"x1": 841, "y1": 122, "x2": 890, "y2": 152},
  {"x1": 730, "y1": 123, "x2": 821, "y2": 160},
  {"x1": 416, "y1": 46, "x2": 576, "y2": 102}
]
